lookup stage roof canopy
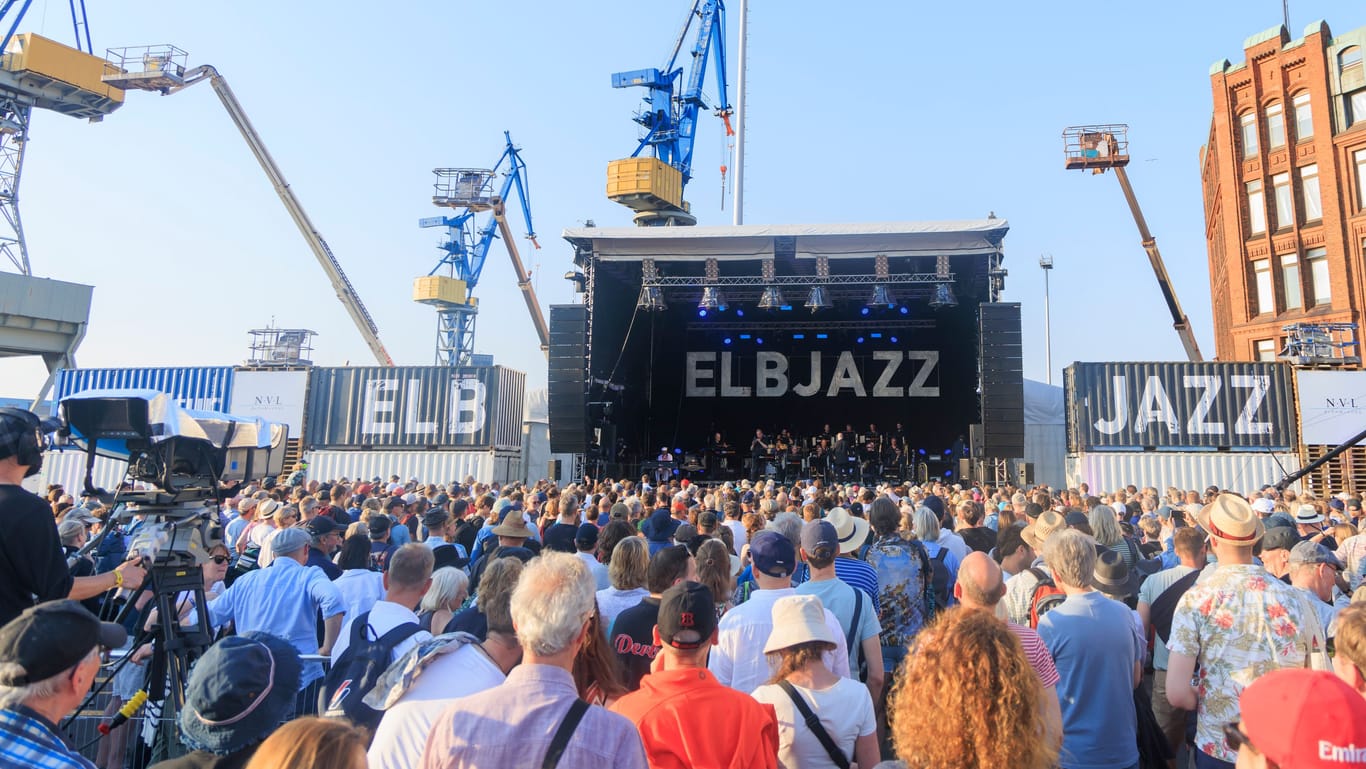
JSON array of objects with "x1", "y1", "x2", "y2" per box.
[{"x1": 562, "y1": 220, "x2": 1010, "y2": 262}]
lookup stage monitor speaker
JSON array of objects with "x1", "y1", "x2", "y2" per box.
[
  {"x1": 549, "y1": 305, "x2": 589, "y2": 454},
  {"x1": 958, "y1": 458, "x2": 973, "y2": 485},
  {"x1": 1015, "y1": 461, "x2": 1033, "y2": 487},
  {"x1": 978, "y1": 303, "x2": 1024, "y2": 459},
  {"x1": 547, "y1": 459, "x2": 562, "y2": 483}
]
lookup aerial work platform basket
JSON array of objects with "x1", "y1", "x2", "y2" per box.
[
  {"x1": 1063, "y1": 124, "x2": 1130, "y2": 171},
  {"x1": 433, "y1": 169, "x2": 497, "y2": 211},
  {"x1": 101, "y1": 45, "x2": 188, "y2": 92}
]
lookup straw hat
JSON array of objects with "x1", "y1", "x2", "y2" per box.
[
  {"x1": 824, "y1": 507, "x2": 870, "y2": 554},
  {"x1": 1021, "y1": 509, "x2": 1067, "y2": 550},
  {"x1": 763, "y1": 595, "x2": 837, "y2": 654},
  {"x1": 1198, "y1": 494, "x2": 1264, "y2": 547},
  {"x1": 256, "y1": 499, "x2": 281, "y2": 520}
]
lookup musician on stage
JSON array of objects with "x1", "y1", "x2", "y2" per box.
[
  {"x1": 830, "y1": 431, "x2": 854, "y2": 481},
  {"x1": 655, "y1": 446, "x2": 674, "y2": 485},
  {"x1": 885, "y1": 437, "x2": 907, "y2": 480},
  {"x1": 749, "y1": 429, "x2": 771, "y2": 482}
]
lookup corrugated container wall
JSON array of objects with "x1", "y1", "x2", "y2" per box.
[
  {"x1": 1066, "y1": 452, "x2": 1302, "y2": 494},
  {"x1": 54, "y1": 367, "x2": 235, "y2": 412},
  {"x1": 1065, "y1": 362, "x2": 1296, "y2": 452},
  {"x1": 305, "y1": 366, "x2": 524, "y2": 450},
  {"x1": 305, "y1": 450, "x2": 524, "y2": 486},
  {"x1": 37, "y1": 451, "x2": 128, "y2": 496}
]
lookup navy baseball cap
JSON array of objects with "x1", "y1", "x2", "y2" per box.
[
  {"x1": 750, "y1": 530, "x2": 796, "y2": 578},
  {"x1": 656, "y1": 581, "x2": 717, "y2": 649},
  {"x1": 800, "y1": 520, "x2": 838, "y2": 559}
]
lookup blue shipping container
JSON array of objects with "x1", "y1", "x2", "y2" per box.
[{"x1": 54, "y1": 367, "x2": 235, "y2": 412}]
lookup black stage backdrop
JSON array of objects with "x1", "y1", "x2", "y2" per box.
[{"x1": 589, "y1": 261, "x2": 983, "y2": 458}]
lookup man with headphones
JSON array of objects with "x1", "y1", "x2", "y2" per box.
[{"x1": 0, "y1": 407, "x2": 145, "y2": 626}]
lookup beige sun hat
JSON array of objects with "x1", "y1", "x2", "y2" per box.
[
  {"x1": 824, "y1": 507, "x2": 870, "y2": 554},
  {"x1": 256, "y1": 499, "x2": 281, "y2": 519},
  {"x1": 764, "y1": 594, "x2": 837, "y2": 654},
  {"x1": 1021, "y1": 509, "x2": 1067, "y2": 550},
  {"x1": 1198, "y1": 494, "x2": 1265, "y2": 547}
]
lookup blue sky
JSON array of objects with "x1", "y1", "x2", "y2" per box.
[{"x1": 2, "y1": 0, "x2": 1363, "y2": 399}]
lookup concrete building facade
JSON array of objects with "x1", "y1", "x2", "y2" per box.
[{"x1": 1202, "y1": 20, "x2": 1366, "y2": 362}]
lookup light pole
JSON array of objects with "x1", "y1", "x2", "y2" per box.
[{"x1": 1039, "y1": 254, "x2": 1053, "y2": 384}]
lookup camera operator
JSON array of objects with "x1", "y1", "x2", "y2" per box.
[{"x1": 0, "y1": 408, "x2": 146, "y2": 627}]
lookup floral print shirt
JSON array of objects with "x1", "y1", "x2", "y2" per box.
[
  {"x1": 863, "y1": 534, "x2": 931, "y2": 648},
  {"x1": 1167, "y1": 564, "x2": 1311, "y2": 763}
]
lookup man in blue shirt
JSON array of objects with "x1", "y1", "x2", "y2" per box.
[
  {"x1": 208, "y1": 527, "x2": 346, "y2": 694},
  {"x1": 1036, "y1": 528, "x2": 1141, "y2": 769}
]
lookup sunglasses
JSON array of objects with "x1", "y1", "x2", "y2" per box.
[
  {"x1": 1222, "y1": 722, "x2": 1257, "y2": 754},
  {"x1": 210, "y1": 555, "x2": 230, "y2": 565}
]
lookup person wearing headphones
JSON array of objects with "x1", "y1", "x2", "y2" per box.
[{"x1": 0, "y1": 408, "x2": 145, "y2": 627}]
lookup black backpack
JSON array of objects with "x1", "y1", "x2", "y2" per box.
[
  {"x1": 319, "y1": 612, "x2": 421, "y2": 731},
  {"x1": 927, "y1": 548, "x2": 952, "y2": 615}
]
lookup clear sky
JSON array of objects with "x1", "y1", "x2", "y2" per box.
[{"x1": 2, "y1": 0, "x2": 1363, "y2": 400}]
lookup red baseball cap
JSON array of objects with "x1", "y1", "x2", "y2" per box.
[{"x1": 1240, "y1": 669, "x2": 1366, "y2": 768}]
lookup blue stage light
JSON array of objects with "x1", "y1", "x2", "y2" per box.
[
  {"x1": 674, "y1": 448, "x2": 683, "y2": 455},
  {"x1": 698, "y1": 309, "x2": 708, "y2": 318},
  {"x1": 870, "y1": 333, "x2": 882, "y2": 339},
  {"x1": 918, "y1": 449, "x2": 927, "y2": 455},
  {"x1": 943, "y1": 470, "x2": 953, "y2": 478},
  {"x1": 899, "y1": 306, "x2": 909, "y2": 315},
  {"x1": 779, "y1": 305, "x2": 792, "y2": 311},
  {"x1": 860, "y1": 307, "x2": 870, "y2": 316},
  {"x1": 816, "y1": 333, "x2": 828, "y2": 340},
  {"x1": 792, "y1": 333, "x2": 805, "y2": 340},
  {"x1": 890, "y1": 336, "x2": 899, "y2": 344},
  {"x1": 739, "y1": 334, "x2": 752, "y2": 340},
  {"x1": 735, "y1": 309, "x2": 744, "y2": 317},
  {"x1": 856, "y1": 336, "x2": 865, "y2": 344},
  {"x1": 723, "y1": 337, "x2": 732, "y2": 345},
  {"x1": 756, "y1": 337, "x2": 764, "y2": 345}
]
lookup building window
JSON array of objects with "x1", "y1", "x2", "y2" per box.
[
  {"x1": 1344, "y1": 47, "x2": 1365, "y2": 126},
  {"x1": 1253, "y1": 258, "x2": 1274, "y2": 315},
  {"x1": 1293, "y1": 92, "x2": 1313, "y2": 140},
  {"x1": 1307, "y1": 247, "x2": 1330, "y2": 306},
  {"x1": 1272, "y1": 173, "x2": 1293, "y2": 229},
  {"x1": 1280, "y1": 253, "x2": 1302, "y2": 310},
  {"x1": 1254, "y1": 339, "x2": 1277, "y2": 361},
  {"x1": 1265, "y1": 103, "x2": 1285, "y2": 149},
  {"x1": 1357, "y1": 150, "x2": 1366, "y2": 211},
  {"x1": 1247, "y1": 179, "x2": 1266, "y2": 234},
  {"x1": 1240, "y1": 112, "x2": 1258, "y2": 157},
  {"x1": 1300, "y1": 164, "x2": 1322, "y2": 222}
]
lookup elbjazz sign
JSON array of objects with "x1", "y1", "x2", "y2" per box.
[
  {"x1": 1065, "y1": 362, "x2": 1296, "y2": 451},
  {"x1": 685, "y1": 350, "x2": 940, "y2": 398}
]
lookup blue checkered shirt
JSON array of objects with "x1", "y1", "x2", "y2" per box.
[{"x1": 0, "y1": 705, "x2": 96, "y2": 769}]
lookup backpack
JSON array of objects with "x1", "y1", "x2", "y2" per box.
[
  {"x1": 926, "y1": 548, "x2": 952, "y2": 615},
  {"x1": 1026, "y1": 567, "x2": 1068, "y2": 629},
  {"x1": 320, "y1": 612, "x2": 421, "y2": 732}
]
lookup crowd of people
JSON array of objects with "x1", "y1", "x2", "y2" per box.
[{"x1": 2, "y1": 407, "x2": 1366, "y2": 768}]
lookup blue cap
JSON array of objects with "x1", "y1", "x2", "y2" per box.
[
  {"x1": 800, "y1": 520, "x2": 838, "y2": 559},
  {"x1": 180, "y1": 632, "x2": 301, "y2": 755},
  {"x1": 750, "y1": 530, "x2": 796, "y2": 578}
]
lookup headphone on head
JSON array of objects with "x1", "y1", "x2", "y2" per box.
[{"x1": 0, "y1": 407, "x2": 49, "y2": 476}]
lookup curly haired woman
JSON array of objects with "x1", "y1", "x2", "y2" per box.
[{"x1": 889, "y1": 608, "x2": 1058, "y2": 769}]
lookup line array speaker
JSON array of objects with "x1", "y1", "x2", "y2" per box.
[
  {"x1": 549, "y1": 305, "x2": 589, "y2": 454},
  {"x1": 978, "y1": 303, "x2": 1024, "y2": 459}
]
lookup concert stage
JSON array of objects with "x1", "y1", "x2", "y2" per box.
[{"x1": 551, "y1": 221, "x2": 1023, "y2": 482}]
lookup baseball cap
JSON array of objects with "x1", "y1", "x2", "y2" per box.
[
  {"x1": 61, "y1": 506, "x2": 100, "y2": 526},
  {"x1": 673, "y1": 523, "x2": 698, "y2": 543},
  {"x1": 750, "y1": 530, "x2": 796, "y2": 578},
  {"x1": 303, "y1": 516, "x2": 340, "y2": 537},
  {"x1": 800, "y1": 520, "x2": 838, "y2": 560},
  {"x1": 1261, "y1": 526, "x2": 1299, "y2": 552},
  {"x1": 1238, "y1": 668, "x2": 1366, "y2": 769},
  {"x1": 0, "y1": 600, "x2": 126, "y2": 685},
  {"x1": 1251, "y1": 497, "x2": 1276, "y2": 515},
  {"x1": 367, "y1": 514, "x2": 392, "y2": 535},
  {"x1": 656, "y1": 581, "x2": 717, "y2": 650},
  {"x1": 1288, "y1": 540, "x2": 1344, "y2": 570},
  {"x1": 422, "y1": 508, "x2": 450, "y2": 529},
  {"x1": 574, "y1": 523, "x2": 599, "y2": 548},
  {"x1": 179, "y1": 632, "x2": 301, "y2": 754},
  {"x1": 385, "y1": 497, "x2": 406, "y2": 510},
  {"x1": 697, "y1": 511, "x2": 718, "y2": 531}
]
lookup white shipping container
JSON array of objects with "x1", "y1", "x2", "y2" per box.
[
  {"x1": 36, "y1": 450, "x2": 130, "y2": 496},
  {"x1": 1066, "y1": 451, "x2": 1301, "y2": 494},
  {"x1": 305, "y1": 450, "x2": 524, "y2": 486}
]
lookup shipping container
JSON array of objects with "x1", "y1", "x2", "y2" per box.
[
  {"x1": 228, "y1": 369, "x2": 310, "y2": 437},
  {"x1": 1065, "y1": 451, "x2": 1301, "y2": 494},
  {"x1": 54, "y1": 366, "x2": 235, "y2": 412},
  {"x1": 305, "y1": 366, "x2": 525, "y2": 450},
  {"x1": 1065, "y1": 362, "x2": 1296, "y2": 452},
  {"x1": 36, "y1": 450, "x2": 129, "y2": 496},
  {"x1": 304, "y1": 450, "x2": 524, "y2": 486}
]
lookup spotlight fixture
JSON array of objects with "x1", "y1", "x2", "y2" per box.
[
  {"x1": 928, "y1": 282, "x2": 957, "y2": 309},
  {"x1": 637, "y1": 285, "x2": 667, "y2": 311},
  {"x1": 805, "y1": 285, "x2": 832, "y2": 312},
  {"x1": 867, "y1": 284, "x2": 895, "y2": 308},
  {"x1": 698, "y1": 286, "x2": 728, "y2": 312},
  {"x1": 757, "y1": 286, "x2": 785, "y2": 310}
]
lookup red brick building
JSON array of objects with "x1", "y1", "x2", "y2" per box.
[{"x1": 1203, "y1": 20, "x2": 1366, "y2": 362}]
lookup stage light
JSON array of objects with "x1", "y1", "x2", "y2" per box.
[
  {"x1": 756, "y1": 337, "x2": 764, "y2": 345},
  {"x1": 792, "y1": 333, "x2": 805, "y2": 340},
  {"x1": 899, "y1": 306, "x2": 909, "y2": 315},
  {"x1": 697, "y1": 308, "x2": 707, "y2": 318},
  {"x1": 723, "y1": 337, "x2": 732, "y2": 345},
  {"x1": 856, "y1": 336, "x2": 865, "y2": 344},
  {"x1": 929, "y1": 282, "x2": 958, "y2": 309},
  {"x1": 859, "y1": 307, "x2": 870, "y2": 316},
  {"x1": 890, "y1": 336, "x2": 899, "y2": 344},
  {"x1": 870, "y1": 333, "x2": 882, "y2": 339},
  {"x1": 779, "y1": 305, "x2": 793, "y2": 311},
  {"x1": 674, "y1": 448, "x2": 683, "y2": 455},
  {"x1": 805, "y1": 285, "x2": 832, "y2": 312},
  {"x1": 867, "y1": 284, "x2": 896, "y2": 308},
  {"x1": 735, "y1": 309, "x2": 744, "y2": 317},
  {"x1": 637, "y1": 286, "x2": 668, "y2": 311},
  {"x1": 757, "y1": 286, "x2": 786, "y2": 310},
  {"x1": 699, "y1": 286, "x2": 728, "y2": 312},
  {"x1": 739, "y1": 334, "x2": 752, "y2": 340},
  {"x1": 815, "y1": 333, "x2": 828, "y2": 340}
]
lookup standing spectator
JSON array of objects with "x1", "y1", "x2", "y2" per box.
[
  {"x1": 1225, "y1": 669, "x2": 1366, "y2": 769},
  {"x1": 575, "y1": 523, "x2": 610, "y2": 590},
  {"x1": 1259, "y1": 525, "x2": 1299, "y2": 582},
  {"x1": 303, "y1": 516, "x2": 343, "y2": 579},
  {"x1": 825, "y1": 506, "x2": 880, "y2": 615},
  {"x1": 544, "y1": 495, "x2": 581, "y2": 553},
  {"x1": 1288, "y1": 541, "x2": 1345, "y2": 641},
  {"x1": 751, "y1": 595, "x2": 879, "y2": 769},
  {"x1": 889, "y1": 608, "x2": 1059, "y2": 769},
  {"x1": 864, "y1": 499, "x2": 933, "y2": 676},
  {"x1": 244, "y1": 717, "x2": 368, "y2": 769},
  {"x1": 58, "y1": 520, "x2": 100, "y2": 616},
  {"x1": 954, "y1": 551, "x2": 1062, "y2": 747},
  {"x1": 611, "y1": 581, "x2": 779, "y2": 769},
  {"x1": 333, "y1": 534, "x2": 386, "y2": 619},
  {"x1": 420, "y1": 552, "x2": 648, "y2": 769},
  {"x1": 709, "y1": 531, "x2": 849, "y2": 693},
  {"x1": 208, "y1": 527, "x2": 346, "y2": 696},
  {"x1": 597, "y1": 536, "x2": 651, "y2": 628},
  {"x1": 149, "y1": 632, "x2": 301, "y2": 769},
  {"x1": 1334, "y1": 603, "x2": 1366, "y2": 696},
  {"x1": 1137, "y1": 526, "x2": 1207, "y2": 760},
  {"x1": 369, "y1": 514, "x2": 401, "y2": 571},
  {"x1": 330, "y1": 543, "x2": 435, "y2": 666},
  {"x1": 1166, "y1": 495, "x2": 1315, "y2": 769},
  {"x1": 796, "y1": 520, "x2": 884, "y2": 703},
  {"x1": 417, "y1": 567, "x2": 468, "y2": 634},
  {"x1": 956, "y1": 500, "x2": 996, "y2": 554},
  {"x1": 695, "y1": 538, "x2": 739, "y2": 619},
  {"x1": 225, "y1": 496, "x2": 258, "y2": 550},
  {"x1": 608, "y1": 544, "x2": 696, "y2": 690},
  {"x1": 1002, "y1": 510, "x2": 1068, "y2": 626},
  {"x1": 1036, "y1": 529, "x2": 1141, "y2": 769},
  {"x1": 995, "y1": 524, "x2": 1035, "y2": 579},
  {"x1": 0, "y1": 600, "x2": 126, "y2": 768},
  {"x1": 444, "y1": 557, "x2": 524, "y2": 639}
]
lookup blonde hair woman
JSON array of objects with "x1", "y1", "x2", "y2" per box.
[
  {"x1": 244, "y1": 717, "x2": 366, "y2": 769},
  {"x1": 595, "y1": 535, "x2": 648, "y2": 627}
]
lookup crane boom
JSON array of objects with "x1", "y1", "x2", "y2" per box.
[
  {"x1": 493, "y1": 206, "x2": 549, "y2": 355},
  {"x1": 176, "y1": 66, "x2": 393, "y2": 366}
]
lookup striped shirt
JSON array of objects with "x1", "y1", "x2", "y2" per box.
[
  {"x1": 0, "y1": 705, "x2": 95, "y2": 769},
  {"x1": 833, "y1": 556, "x2": 881, "y2": 614},
  {"x1": 1007, "y1": 621, "x2": 1060, "y2": 688}
]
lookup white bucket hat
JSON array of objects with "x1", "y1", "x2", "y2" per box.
[
  {"x1": 763, "y1": 595, "x2": 837, "y2": 654},
  {"x1": 824, "y1": 507, "x2": 870, "y2": 554}
]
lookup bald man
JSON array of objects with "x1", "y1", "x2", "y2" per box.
[{"x1": 954, "y1": 551, "x2": 1062, "y2": 749}]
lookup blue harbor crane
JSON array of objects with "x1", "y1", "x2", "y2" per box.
[
  {"x1": 415, "y1": 131, "x2": 547, "y2": 366},
  {"x1": 607, "y1": 0, "x2": 733, "y2": 226}
]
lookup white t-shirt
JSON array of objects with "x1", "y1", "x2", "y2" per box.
[
  {"x1": 330, "y1": 599, "x2": 432, "y2": 665},
  {"x1": 333, "y1": 569, "x2": 386, "y2": 620},
  {"x1": 724, "y1": 519, "x2": 748, "y2": 552},
  {"x1": 577, "y1": 551, "x2": 610, "y2": 591},
  {"x1": 751, "y1": 678, "x2": 876, "y2": 769},
  {"x1": 366, "y1": 643, "x2": 506, "y2": 769},
  {"x1": 596, "y1": 586, "x2": 649, "y2": 628}
]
